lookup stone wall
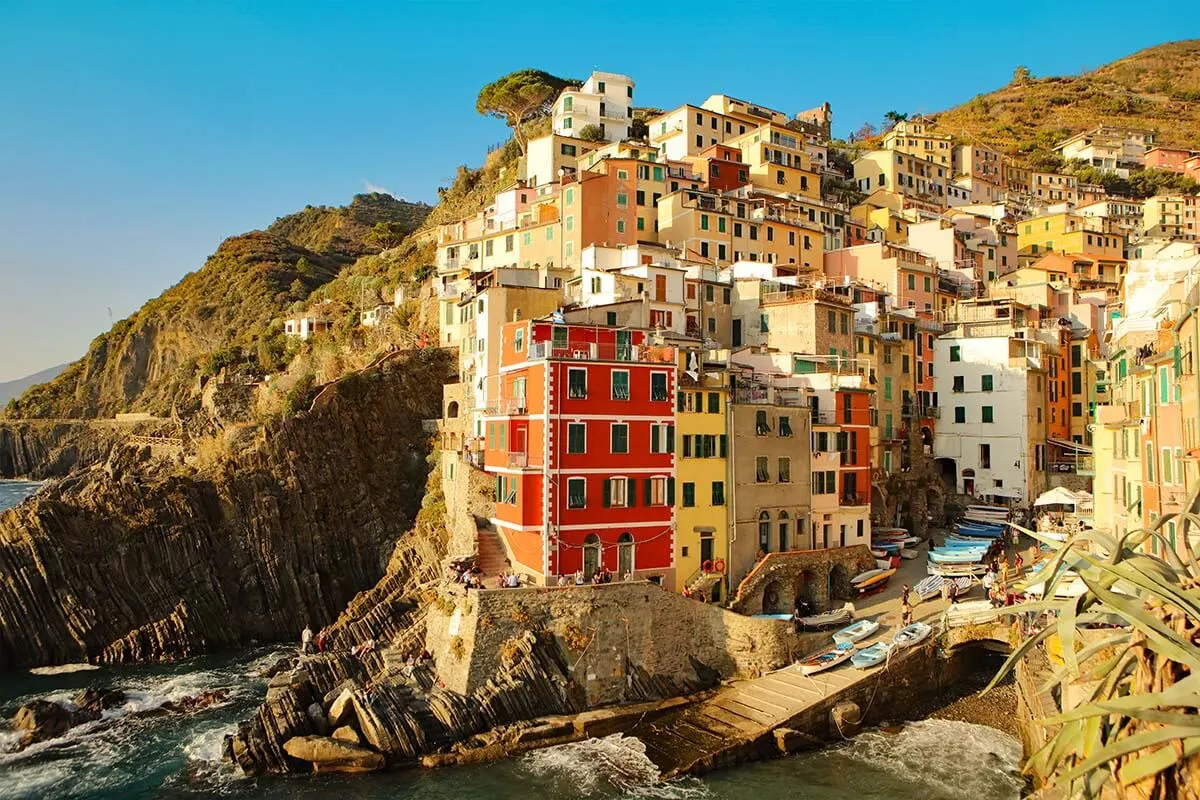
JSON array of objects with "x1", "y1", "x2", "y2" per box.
[
  {"x1": 426, "y1": 581, "x2": 800, "y2": 707},
  {"x1": 729, "y1": 546, "x2": 876, "y2": 615}
]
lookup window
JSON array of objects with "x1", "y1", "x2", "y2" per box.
[
  {"x1": 950, "y1": 345, "x2": 961, "y2": 362},
  {"x1": 779, "y1": 416, "x2": 792, "y2": 437},
  {"x1": 755, "y1": 409, "x2": 771, "y2": 435},
  {"x1": 1072, "y1": 402, "x2": 1083, "y2": 417},
  {"x1": 567, "y1": 423, "x2": 586, "y2": 454},
  {"x1": 650, "y1": 423, "x2": 674, "y2": 454},
  {"x1": 952, "y1": 375, "x2": 964, "y2": 392},
  {"x1": 711, "y1": 481, "x2": 725, "y2": 505},
  {"x1": 514, "y1": 329, "x2": 524, "y2": 352},
  {"x1": 778, "y1": 457, "x2": 791, "y2": 482},
  {"x1": 758, "y1": 511, "x2": 771, "y2": 552},
  {"x1": 954, "y1": 406, "x2": 966, "y2": 423},
  {"x1": 647, "y1": 477, "x2": 670, "y2": 506},
  {"x1": 1146, "y1": 442, "x2": 1155, "y2": 482},
  {"x1": 756, "y1": 456, "x2": 770, "y2": 482},
  {"x1": 723, "y1": 288, "x2": 731, "y2": 304},
  {"x1": 606, "y1": 311, "x2": 617, "y2": 326},
  {"x1": 760, "y1": 313, "x2": 769, "y2": 333},
  {"x1": 883, "y1": 376, "x2": 892, "y2": 401},
  {"x1": 605, "y1": 477, "x2": 628, "y2": 507},
  {"x1": 610, "y1": 423, "x2": 629, "y2": 454},
  {"x1": 1163, "y1": 447, "x2": 1173, "y2": 485},
  {"x1": 651, "y1": 372, "x2": 669, "y2": 401},
  {"x1": 1072, "y1": 372, "x2": 1082, "y2": 395},
  {"x1": 828, "y1": 309, "x2": 837, "y2": 333},
  {"x1": 700, "y1": 215, "x2": 710, "y2": 231},
  {"x1": 616, "y1": 219, "x2": 626, "y2": 234},
  {"x1": 982, "y1": 406, "x2": 994, "y2": 423},
  {"x1": 980, "y1": 444, "x2": 991, "y2": 468},
  {"x1": 682, "y1": 482, "x2": 695, "y2": 507},
  {"x1": 568, "y1": 368, "x2": 587, "y2": 399},
  {"x1": 612, "y1": 370, "x2": 630, "y2": 400},
  {"x1": 981, "y1": 374, "x2": 994, "y2": 392},
  {"x1": 567, "y1": 478, "x2": 587, "y2": 508},
  {"x1": 702, "y1": 392, "x2": 718, "y2": 413}
]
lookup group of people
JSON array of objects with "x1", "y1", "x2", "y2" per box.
[
  {"x1": 554, "y1": 566, "x2": 633, "y2": 586},
  {"x1": 982, "y1": 551, "x2": 1028, "y2": 607},
  {"x1": 496, "y1": 570, "x2": 522, "y2": 588},
  {"x1": 299, "y1": 625, "x2": 331, "y2": 654}
]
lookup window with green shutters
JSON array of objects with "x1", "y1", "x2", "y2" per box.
[
  {"x1": 568, "y1": 368, "x2": 587, "y2": 398},
  {"x1": 1160, "y1": 367, "x2": 1169, "y2": 404},
  {"x1": 700, "y1": 215, "x2": 709, "y2": 231},
  {"x1": 954, "y1": 406, "x2": 966, "y2": 423},
  {"x1": 567, "y1": 423, "x2": 586, "y2": 454},
  {"x1": 982, "y1": 406, "x2": 994, "y2": 423},
  {"x1": 651, "y1": 372, "x2": 668, "y2": 401},
  {"x1": 617, "y1": 192, "x2": 628, "y2": 207},
  {"x1": 718, "y1": 217, "x2": 726, "y2": 233},
  {"x1": 567, "y1": 478, "x2": 586, "y2": 508},
  {"x1": 682, "y1": 482, "x2": 695, "y2": 507},
  {"x1": 711, "y1": 481, "x2": 725, "y2": 505},
  {"x1": 498, "y1": 423, "x2": 506, "y2": 451},
  {"x1": 883, "y1": 376, "x2": 892, "y2": 401},
  {"x1": 708, "y1": 392, "x2": 720, "y2": 413},
  {"x1": 653, "y1": 166, "x2": 663, "y2": 181},
  {"x1": 611, "y1": 423, "x2": 628, "y2": 454},
  {"x1": 612, "y1": 370, "x2": 630, "y2": 400},
  {"x1": 950, "y1": 345, "x2": 961, "y2": 362},
  {"x1": 982, "y1": 374, "x2": 994, "y2": 392}
]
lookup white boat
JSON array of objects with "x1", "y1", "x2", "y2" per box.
[
  {"x1": 798, "y1": 608, "x2": 852, "y2": 630},
  {"x1": 945, "y1": 600, "x2": 1002, "y2": 627},
  {"x1": 899, "y1": 548, "x2": 919, "y2": 560},
  {"x1": 928, "y1": 562, "x2": 988, "y2": 578},
  {"x1": 798, "y1": 643, "x2": 855, "y2": 675},
  {"x1": 892, "y1": 622, "x2": 933, "y2": 648},
  {"x1": 913, "y1": 575, "x2": 972, "y2": 600},
  {"x1": 832, "y1": 618, "x2": 880, "y2": 645},
  {"x1": 850, "y1": 641, "x2": 894, "y2": 669},
  {"x1": 875, "y1": 558, "x2": 893, "y2": 570},
  {"x1": 851, "y1": 568, "x2": 886, "y2": 585}
]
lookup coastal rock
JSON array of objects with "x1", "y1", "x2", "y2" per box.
[
  {"x1": 331, "y1": 725, "x2": 361, "y2": 744},
  {"x1": 163, "y1": 689, "x2": 229, "y2": 714},
  {"x1": 282, "y1": 735, "x2": 384, "y2": 774},
  {"x1": 72, "y1": 687, "x2": 127, "y2": 716},
  {"x1": 12, "y1": 700, "x2": 74, "y2": 745},
  {"x1": 0, "y1": 349, "x2": 453, "y2": 669},
  {"x1": 328, "y1": 689, "x2": 357, "y2": 728}
]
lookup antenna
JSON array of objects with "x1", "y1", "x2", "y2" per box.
[{"x1": 107, "y1": 306, "x2": 114, "y2": 327}]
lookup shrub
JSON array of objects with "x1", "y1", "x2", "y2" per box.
[{"x1": 283, "y1": 373, "x2": 316, "y2": 415}]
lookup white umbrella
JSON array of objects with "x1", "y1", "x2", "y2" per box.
[{"x1": 1033, "y1": 486, "x2": 1080, "y2": 508}]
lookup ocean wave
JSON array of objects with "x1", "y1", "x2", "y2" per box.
[
  {"x1": 522, "y1": 734, "x2": 710, "y2": 799},
  {"x1": 28, "y1": 664, "x2": 99, "y2": 676},
  {"x1": 833, "y1": 719, "x2": 1023, "y2": 799}
]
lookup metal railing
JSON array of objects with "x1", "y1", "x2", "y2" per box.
[
  {"x1": 507, "y1": 452, "x2": 528, "y2": 469},
  {"x1": 527, "y1": 342, "x2": 668, "y2": 363}
]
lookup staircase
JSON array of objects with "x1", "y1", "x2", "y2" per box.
[{"x1": 474, "y1": 528, "x2": 510, "y2": 579}]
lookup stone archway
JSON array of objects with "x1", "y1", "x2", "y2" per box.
[
  {"x1": 762, "y1": 579, "x2": 787, "y2": 614},
  {"x1": 828, "y1": 563, "x2": 852, "y2": 603},
  {"x1": 794, "y1": 569, "x2": 818, "y2": 610}
]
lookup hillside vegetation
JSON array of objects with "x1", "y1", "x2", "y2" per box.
[
  {"x1": 6, "y1": 194, "x2": 431, "y2": 420},
  {"x1": 931, "y1": 39, "x2": 1200, "y2": 153}
]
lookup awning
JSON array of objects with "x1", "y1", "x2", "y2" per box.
[
  {"x1": 1034, "y1": 486, "x2": 1081, "y2": 507},
  {"x1": 1049, "y1": 439, "x2": 1093, "y2": 454}
]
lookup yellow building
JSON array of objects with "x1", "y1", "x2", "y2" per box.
[
  {"x1": 882, "y1": 118, "x2": 953, "y2": 166},
  {"x1": 675, "y1": 363, "x2": 730, "y2": 601},
  {"x1": 727, "y1": 124, "x2": 821, "y2": 200},
  {"x1": 656, "y1": 189, "x2": 734, "y2": 263},
  {"x1": 853, "y1": 150, "x2": 948, "y2": 205},
  {"x1": 1016, "y1": 212, "x2": 1125, "y2": 259},
  {"x1": 1142, "y1": 195, "x2": 1199, "y2": 241}
]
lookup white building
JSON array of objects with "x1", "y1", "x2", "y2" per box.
[
  {"x1": 553, "y1": 71, "x2": 635, "y2": 142},
  {"x1": 283, "y1": 313, "x2": 332, "y2": 340},
  {"x1": 933, "y1": 331, "x2": 1049, "y2": 504}
]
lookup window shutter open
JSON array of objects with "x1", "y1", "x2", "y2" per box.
[
  {"x1": 602, "y1": 480, "x2": 611, "y2": 507},
  {"x1": 667, "y1": 478, "x2": 675, "y2": 506},
  {"x1": 644, "y1": 479, "x2": 652, "y2": 506},
  {"x1": 667, "y1": 425, "x2": 675, "y2": 453},
  {"x1": 719, "y1": 434, "x2": 728, "y2": 457}
]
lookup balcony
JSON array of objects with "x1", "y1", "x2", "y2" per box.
[
  {"x1": 1048, "y1": 456, "x2": 1094, "y2": 475},
  {"x1": 811, "y1": 409, "x2": 838, "y2": 425},
  {"x1": 527, "y1": 341, "x2": 670, "y2": 363},
  {"x1": 507, "y1": 452, "x2": 528, "y2": 469},
  {"x1": 840, "y1": 493, "x2": 868, "y2": 507},
  {"x1": 734, "y1": 385, "x2": 805, "y2": 407},
  {"x1": 501, "y1": 397, "x2": 528, "y2": 415}
]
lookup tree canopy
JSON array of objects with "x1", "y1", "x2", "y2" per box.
[{"x1": 475, "y1": 69, "x2": 575, "y2": 154}]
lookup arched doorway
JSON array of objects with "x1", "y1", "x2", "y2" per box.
[
  {"x1": 617, "y1": 533, "x2": 634, "y2": 578},
  {"x1": 934, "y1": 457, "x2": 957, "y2": 490},
  {"x1": 583, "y1": 534, "x2": 602, "y2": 579},
  {"x1": 962, "y1": 468, "x2": 976, "y2": 497},
  {"x1": 447, "y1": 400, "x2": 460, "y2": 418},
  {"x1": 795, "y1": 569, "x2": 818, "y2": 610},
  {"x1": 758, "y1": 511, "x2": 771, "y2": 555},
  {"x1": 778, "y1": 511, "x2": 790, "y2": 552},
  {"x1": 762, "y1": 579, "x2": 786, "y2": 614},
  {"x1": 829, "y1": 564, "x2": 851, "y2": 602}
]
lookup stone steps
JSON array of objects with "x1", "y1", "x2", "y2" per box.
[{"x1": 474, "y1": 528, "x2": 509, "y2": 578}]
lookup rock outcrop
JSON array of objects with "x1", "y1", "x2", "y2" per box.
[
  {"x1": 0, "y1": 348, "x2": 453, "y2": 669},
  {"x1": 0, "y1": 419, "x2": 170, "y2": 479}
]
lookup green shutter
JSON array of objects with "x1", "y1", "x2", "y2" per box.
[
  {"x1": 602, "y1": 480, "x2": 611, "y2": 507},
  {"x1": 719, "y1": 434, "x2": 728, "y2": 457},
  {"x1": 644, "y1": 479, "x2": 653, "y2": 506},
  {"x1": 627, "y1": 482, "x2": 637, "y2": 507},
  {"x1": 666, "y1": 478, "x2": 675, "y2": 506},
  {"x1": 667, "y1": 425, "x2": 675, "y2": 453}
]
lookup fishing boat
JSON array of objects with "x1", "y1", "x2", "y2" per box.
[
  {"x1": 873, "y1": 542, "x2": 901, "y2": 556},
  {"x1": 873, "y1": 527, "x2": 908, "y2": 536},
  {"x1": 954, "y1": 524, "x2": 1004, "y2": 538},
  {"x1": 945, "y1": 600, "x2": 1001, "y2": 628},
  {"x1": 751, "y1": 613, "x2": 794, "y2": 620},
  {"x1": 850, "y1": 640, "x2": 894, "y2": 669},
  {"x1": 855, "y1": 568, "x2": 896, "y2": 595},
  {"x1": 851, "y1": 568, "x2": 886, "y2": 586},
  {"x1": 899, "y1": 548, "x2": 920, "y2": 560},
  {"x1": 870, "y1": 547, "x2": 890, "y2": 559},
  {"x1": 892, "y1": 622, "x2": 933, "y2": 648},
  {"x1": 797, "y1": 608, "x2": 852, "y2": 630},
  {"x1": 913, "y1": 574, "x2": 973, "y2": 600},
  {"x1": 832, "y1": 618, "x2": 880, "y2": 645},
  {"x1": 927, "y1": 562, "x2": 988, "y2": 578},
  {"x1": 875, "y1": 558, "x2": 894, "y2": 570},
  {"x1": 940, "y1": 538, "x2": 991, "y2": 549},
  {"x1": 797, "y1": 642, "x2": 855, "y2": 675},
  {"x1": 929, "y1": 549, "x2": 987, "y2": 564}
]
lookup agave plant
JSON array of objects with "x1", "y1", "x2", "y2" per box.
[{"x1": 986, "y1": 496, "x2": 1200, "y2": 800}]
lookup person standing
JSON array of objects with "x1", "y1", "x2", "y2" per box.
[{"x1": 300, "y1": 625, "x2": 314, "y2": 654}]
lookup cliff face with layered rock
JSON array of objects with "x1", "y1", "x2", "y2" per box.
[
  {"x1": 0, "y1": 418, "x2": 173, "y2": 479},
  {"x1": 0, "y1": 347, "x2": 452, "y2": 669}
]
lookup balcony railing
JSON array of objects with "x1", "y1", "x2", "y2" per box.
[
  {"x1": 507, "y1": 452, "x2": 528, "y2": 469},
  {"x1": 811, "y1": 409, "x2": 837, "y2": 425},
  {"x1": 734, "y1": 385, "x2": 805, "y2": 407},
  {"x1": 501, "y1": 397, "x2": 528, "y2": 415},
  {"x1": 527, "y1": 342, "x2": 668, "y2": 363},
  {"x1": 841, "y1": 493, "x2": 868, "y2": 506}
]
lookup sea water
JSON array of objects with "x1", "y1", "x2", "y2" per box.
[
  {"x1": 0, "y1": 648, "x2": 1024, "y2": 800},
  {"x1": 0, "y1": 481, "x2": 41, "y2": 512},
  {"x1": 0, "y1": 483, "x2": 1022, "y2": 799}
]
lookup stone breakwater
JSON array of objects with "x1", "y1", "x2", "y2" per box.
[{"x1": 0, "y1": 348, "x2": 453, "y2": 669}]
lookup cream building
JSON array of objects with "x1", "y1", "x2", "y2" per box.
[{"x1": 553, "y1": 71, "x2": 636, "y2": 142}]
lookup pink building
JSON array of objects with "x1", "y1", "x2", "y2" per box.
[{"x1": 1144, "y1": 147, "x2": 1197, "y2": 174}]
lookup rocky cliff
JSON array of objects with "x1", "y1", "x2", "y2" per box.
[
  {"x1": 0, "y1": 347, "x2": 452, "y2": 669},
  {"x1": 0, "y1": 419, "x2": 172, "y2": 479}
]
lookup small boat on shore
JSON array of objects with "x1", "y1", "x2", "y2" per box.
[
  {"x1": 798, "y1": 642, "x2": 855, "y2": 675},
  {"x1": 892, "y1": 622, "x2": 933, "y2": 648},
  {"x1": 798, "y1": 608, "x2": 852, "y2": 630},
  {"x1": 855, "y1": 568, "x2": 896, "y2": 596},
  {"x1": 913, "y1": 574, "x2": 973, "y2": 600},
  {"x1": 833, "y1": 618, "x2": 879, "y2": 645},
  {"x1": 929, "y1": 549, "x2": 987, "y2": 564},
  {"x1": 899, "y1": 548, "x2": 919, "y2": 560},
  {"x1": 851, "y1": 568, "x2": 886, "y2": 586},
  {"x1": 928, "y1": 562, "x2": 988, "y2": 577},
  {"x1": 851, "y1": 640, "x2": 894, "y2": 668}
]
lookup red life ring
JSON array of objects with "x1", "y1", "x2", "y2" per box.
[
  {"x1": 713, "y1": 559, "x2": 727, "y2": 574},
  {"x1": 702, "y1": 559, "x2": 715, "y2": 573}
]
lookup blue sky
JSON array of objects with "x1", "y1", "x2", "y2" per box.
[{"x1": 0, "y1": 1, "x2": 1195, "y2": 381}]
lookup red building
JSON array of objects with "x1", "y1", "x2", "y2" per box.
[
  {"x1": 837, "y1": 389, "x2": 872, "y2": 506},
  {"x1": 696, "y1": 144, "x2": 750, "y2": 192},
  {"x1": 484, "y1": 320, "x2": 677, "y2": 584}
]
